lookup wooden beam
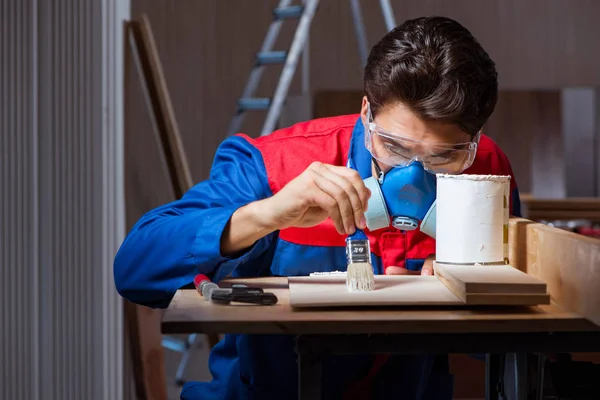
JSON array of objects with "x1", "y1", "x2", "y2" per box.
[
  {"x1": 521, "y1": 198, "x2": 600, "y2": 211},
  {"x1": 125, "y1": 14, "x2": 221, "y2": 398},
  {"x1": 124, "y1": 17, "x2": 169, "y2": 400},
  {"x1": 128, "y1": 14, "x2": 193, "y2": 198},
  {"x1": 509, "y1": 218, "x2": 600, "y2": 327},
  {"x1": 520, "y1": 197, "x2": 600, "y2": 222}
]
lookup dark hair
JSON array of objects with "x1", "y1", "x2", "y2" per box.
[{"x1": 363, "y1": 16, "x2": 497, "y2": 136}]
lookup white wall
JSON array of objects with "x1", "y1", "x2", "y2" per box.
[{"x1": 1, "y1": 0, "x2": 128, "y2": 399}]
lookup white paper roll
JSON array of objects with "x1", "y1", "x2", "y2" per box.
[{"x1": 435, "y1": 174, "x2": 510, "y2": 264}]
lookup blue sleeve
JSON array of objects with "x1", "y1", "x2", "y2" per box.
[{"x1": 113, "y1": 135, "x2": 276, "y2": 308}]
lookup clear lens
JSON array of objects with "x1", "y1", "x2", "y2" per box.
[
  {"x1": 368, "y1": 128, "x2": 478, "y2": 173},
  {"x1": 364, "y1": 104, "x2": 479, "y2": 174}
]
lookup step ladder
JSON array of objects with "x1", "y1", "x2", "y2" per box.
[
  {"x1": 226, "y1": 0, "x2": 397, "y2": 138},
  {"x1": 171, "y1": 0, "x2": 397, "y2": 386}
]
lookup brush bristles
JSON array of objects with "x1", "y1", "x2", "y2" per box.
[{"x1": 346, "y1": 262, "x2": 375, "y2": 292}]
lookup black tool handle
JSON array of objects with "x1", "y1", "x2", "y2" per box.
[
  {"x1": 234, "y1": 292, "x2": 278, "y2": 305},
  {"x1": 210, "y1": 291, "x2": 278, "y2": 306},
  {"x1": 231, "y1": 286, "x2": 264, "y2": 295}
]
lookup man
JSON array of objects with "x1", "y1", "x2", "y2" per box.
[{"x1": 115, "y1": 16, "x2": 521, "y2": 399}]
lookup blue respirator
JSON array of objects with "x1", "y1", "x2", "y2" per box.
[{"x1": 363, "y1": 160, "x2": 438, "y2": 237}]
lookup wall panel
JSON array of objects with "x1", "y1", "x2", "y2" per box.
[
  {"x1": 125, "y1": 0, "x2": 598, "y2": 221},
  {"x1": 1, "y1": 0, "x2": 127, "y2": 399},
  {"x1": 1, "y1": 0, "x2": 38, "y2": 398}
]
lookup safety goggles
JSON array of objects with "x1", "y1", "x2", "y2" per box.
[{"x1": 364, "y1": 103, "x2": 480, "y2": 174}]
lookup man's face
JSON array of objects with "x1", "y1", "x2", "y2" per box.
[{"x1": 359, "y1": 96, "x2": 478, "y2": 175}]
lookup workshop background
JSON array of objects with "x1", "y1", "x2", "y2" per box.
[{"x1": 3, "y1": 0, "x2": 600, "y2": 399}]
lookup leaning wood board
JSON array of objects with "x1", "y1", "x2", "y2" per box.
[{"x1": 288, "y1": 266, "x2": 550, "y2": 308}]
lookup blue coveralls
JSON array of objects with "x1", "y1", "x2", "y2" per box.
[{"x1": 114, "y1": 117, "x2": 521, "y2": 399}]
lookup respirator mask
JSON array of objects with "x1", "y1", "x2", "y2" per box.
[
  {"x1": 363, "y1": 160, "x2": 437, "y2": 233},
  {"x1": 361, "y1": 103, "x2": 480, "y2": 237}
]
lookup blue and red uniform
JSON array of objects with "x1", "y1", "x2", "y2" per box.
[{"x1": 114, "y1": 115, "x2": 521, "y2": 399}]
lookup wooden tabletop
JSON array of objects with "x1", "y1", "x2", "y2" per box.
[{"x1": 161, "y1": 277, "x2": 598, "y2": 335}]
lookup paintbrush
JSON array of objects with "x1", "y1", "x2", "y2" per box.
[{"x1": 345, "y1": 229, "x2": 375, "y2": 291}]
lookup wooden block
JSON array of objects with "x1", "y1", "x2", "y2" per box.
[
  {"x1": 434, "y1": 262, "x2": 548, "y2": 294},
  {"x1": 434, "y1": 269, "x2": 549, "y2": 305},
  {"x1": 434, "y1": 262, "x2": 550, "y2": 306}
]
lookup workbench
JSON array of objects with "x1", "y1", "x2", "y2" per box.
[{"x1": 161, "y1": 219, "x2": 600, "y2": 399}]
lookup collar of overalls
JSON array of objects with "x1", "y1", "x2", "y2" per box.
[{"x1": 347, "y1": 117, "x2": 374, "y2": 179}]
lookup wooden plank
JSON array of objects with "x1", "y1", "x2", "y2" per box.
[
  {"x1": 433, "y1": 263, "x2": 548, "y2": 294},
  {"x1": 124, "y1": 18, "x2": 169, "y2": 400},
  {"x1": 525, "y1": 222, "x2": 600, "y2": 327},
  {"x1": 128, "y1": 14, "x2": 223, "y2": 393},
  {"x1": 433, "y1": 263, "x2": 550, "y2": 306},
  {"x1": 527, "y1": 210, "x2": 600, "y2": 221},
  {"x1": 520, "y1": 197, "x2": 600, "y2": 222},
  {"x1": 287, "y1": 275, "x2": 463, "y2": 308},
  {"x1": 124, "y1": 14, "x2": 214, "y2": 399},
  {"x1": 129, "y1": 14, "x2": 222, "y2": 352},
  {"x1": 509, "y1": 218, "x2": 600, "y2": 327},
  {"x1": 128, "y1": 15, "x2": 193, "y2": 198},
  {"x1": 288, "y1": 272, "x2": 550, "y2": 308},
  {"x1": 522, "y1": 198, "x2": 600, "y2": 211},
  {"x1": 162, "y1": 284, "x2": 596, "y2": 335}
]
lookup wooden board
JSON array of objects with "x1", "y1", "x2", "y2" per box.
[
  {"x1": 161, "y1": 279, "x2": 597, "y2": 335},
  {"x1": 287, "y1": 263, "x2": 553, "y2": 308},
  {"x1": 125, "y1": 17, "x2": 173, "y2": 400},
  {"x1": 520, "y1": 197, "x2": 600, "y2": 222},
  {"x1": 434, "y1": 263, "x2": 548, "y2": 294},
  {"x1": 433, "y1": 263, "x2": 550, "y2": 305},
  {"x1": 288, "y1": 275, "x2": 463, "y2": 308},
  {"x1": 434, "y1": 268, "x2": 549, "y2": 306},
  {"x1": 522, "y1": 197, "x2": 600, "y2": 211},
  {"x1": 128, "y1": 15, "x2": 193, "y2": 198},
  {"x1": 509, "y1": 218, "x2": 600, "y2": 327}
]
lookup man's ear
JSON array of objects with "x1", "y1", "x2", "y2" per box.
[{"x1": 360, "y1": 96, "x2": 369, "y2": 126}]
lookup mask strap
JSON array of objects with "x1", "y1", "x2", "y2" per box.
[{"x1": 372, "y1": 157, "x2": 385, "y2": 184}]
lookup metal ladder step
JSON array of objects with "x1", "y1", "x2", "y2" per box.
[
  {"x1": 256, "y1": 51, "x2": 288, "y2": 65},
  {"x1": 273, "y1": 5, "x2": 304, "y2": 20},
  {"x1": 162, "y1": 336, "x2": 189, "y2": 353},
  {"x1": 237, "y1": 98, "x2": 271, "y2": 111},
  {"x1": 227, "y1": 0, "x2": 321, "y2": 137}
]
